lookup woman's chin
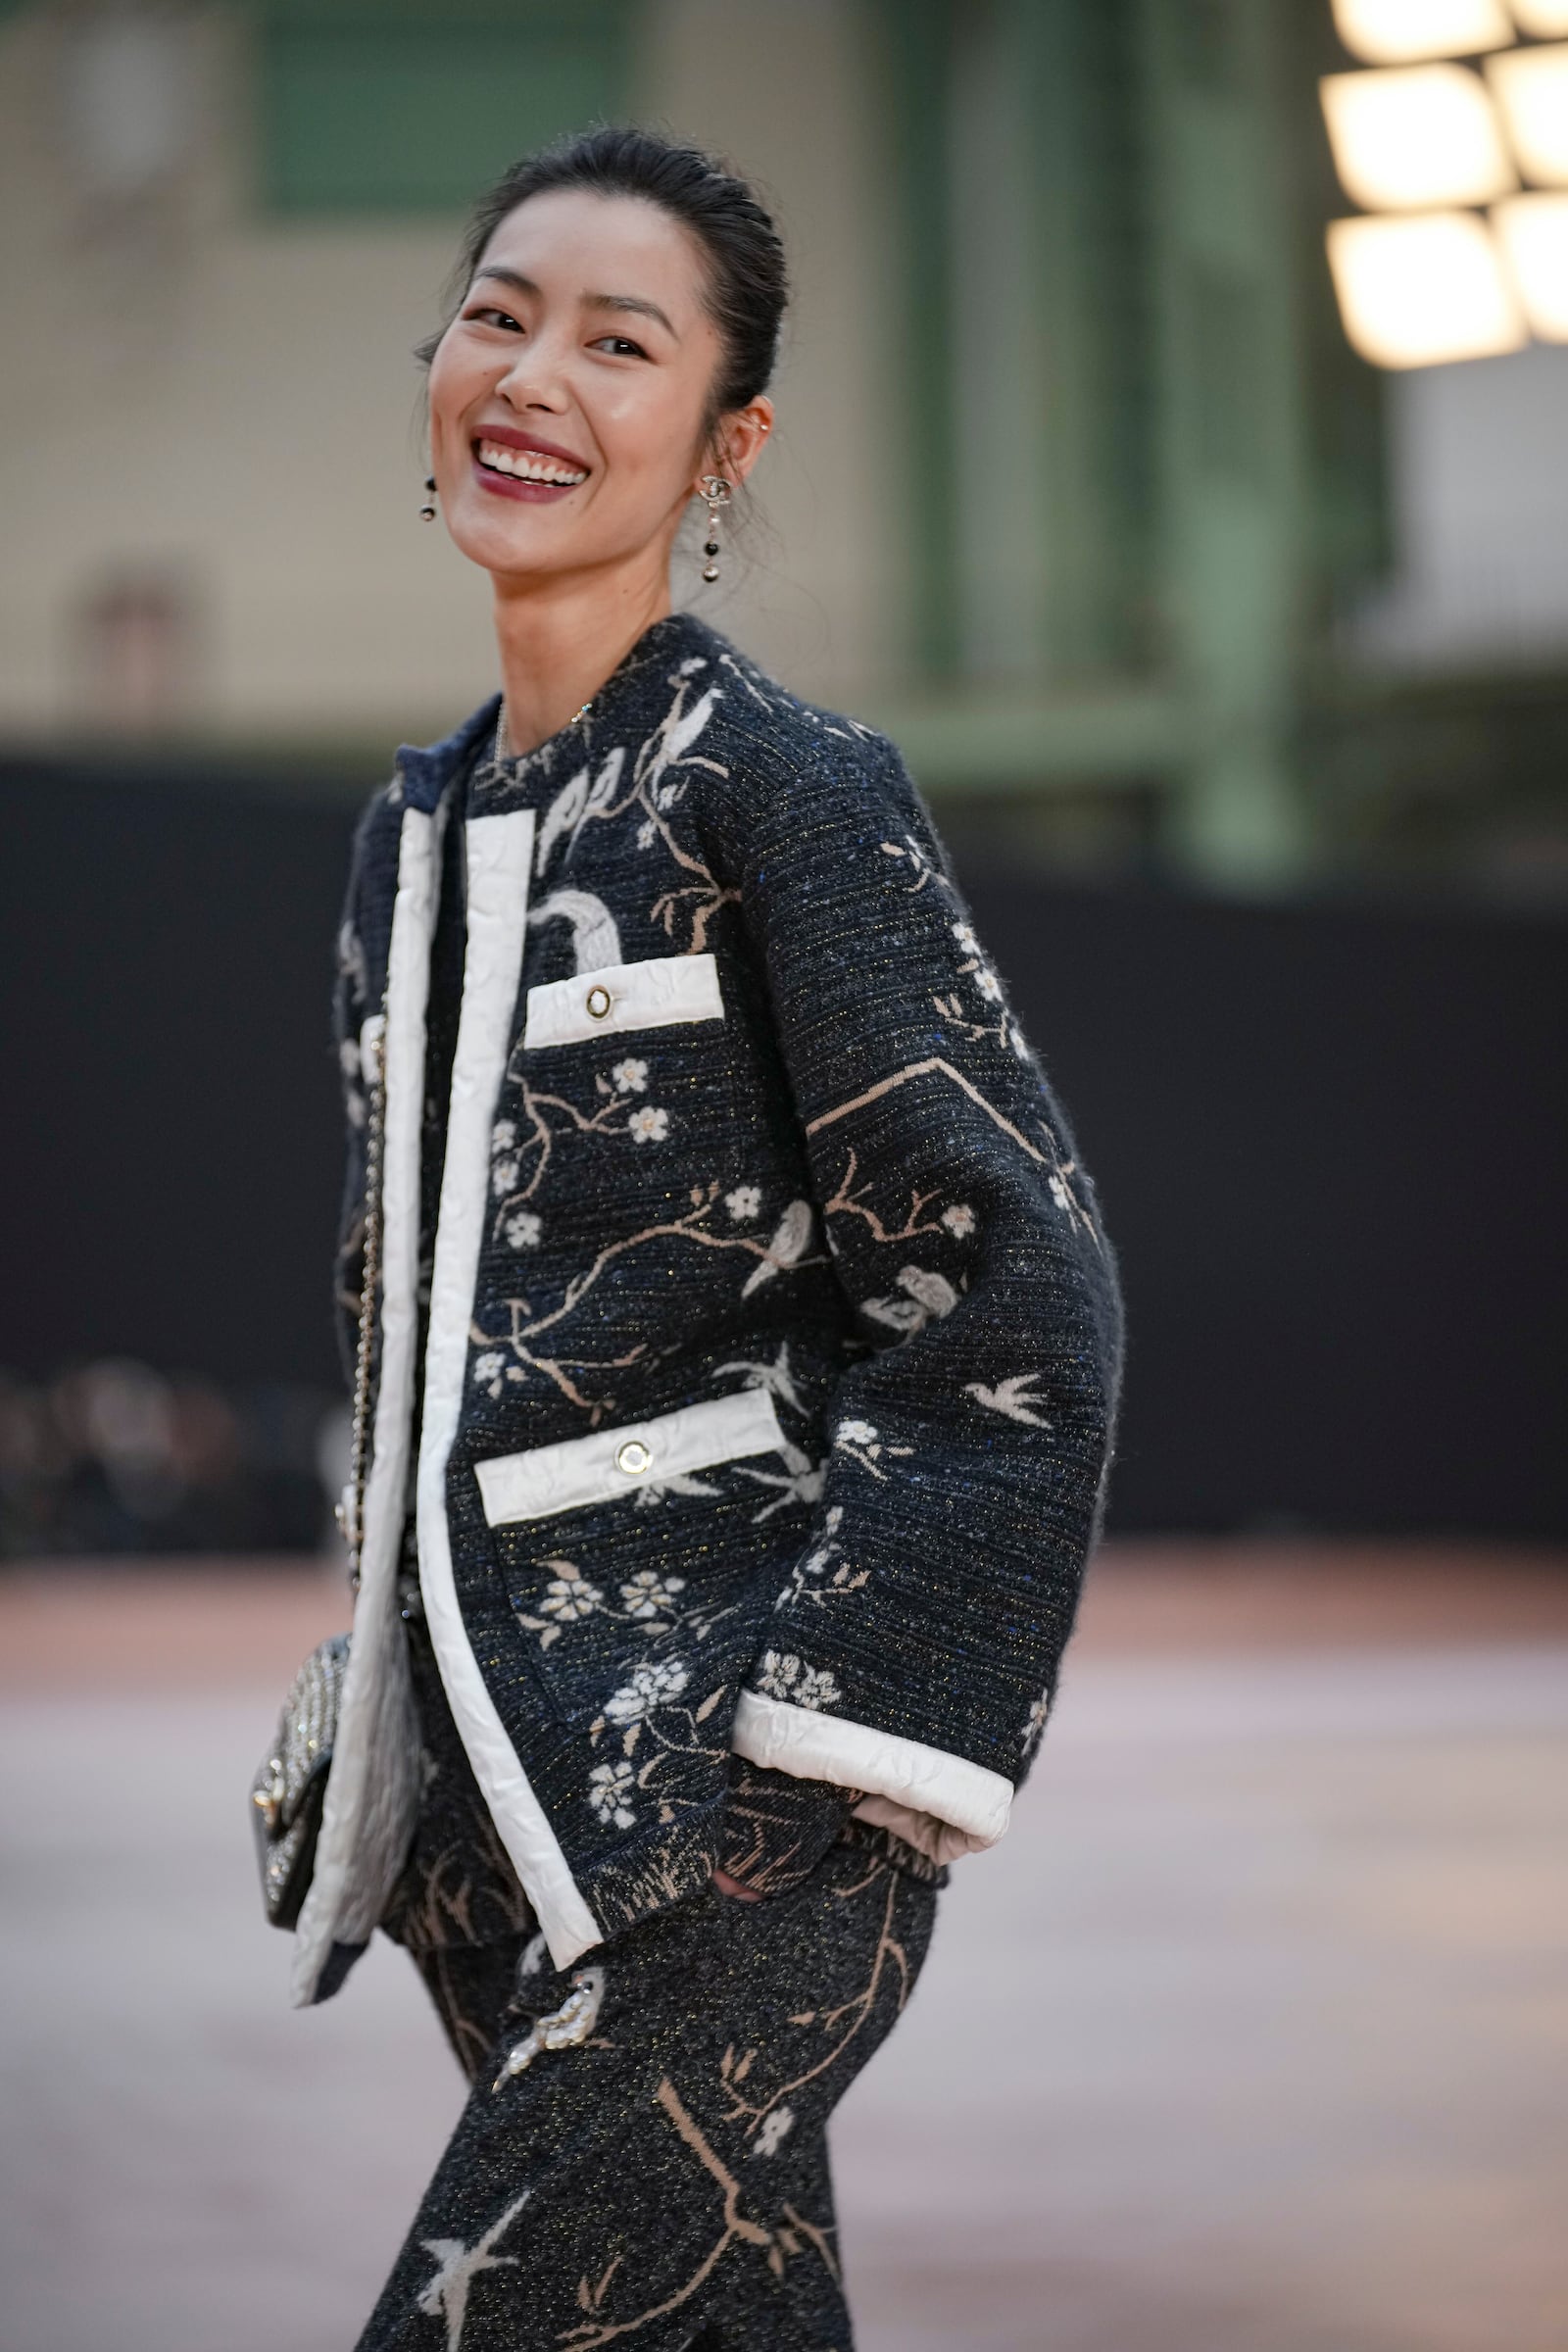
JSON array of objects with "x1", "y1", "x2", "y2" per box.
[{"x1": 445, "y1": 506, "x2": 578, "y2": 577}]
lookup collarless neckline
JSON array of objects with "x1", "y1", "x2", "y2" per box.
[{"x1": 481, "y1": 610, "x2": 712, "y2": 787}]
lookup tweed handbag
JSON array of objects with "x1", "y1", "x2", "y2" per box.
[
  {"x1": 249, "y1": 1011, "x2": 383, "y2": 1930},
  {"x1": 250, "y1": 1631, "x2": 350, "y2": 1929}
]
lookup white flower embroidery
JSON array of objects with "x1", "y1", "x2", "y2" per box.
[
  {"x1": 755, "y1": 1651, "x2": 840, "y2": 1710},
  {"x1": 834, "y1": 1420, "x2": 911, "y2": 1479},
  {"x1": 974, "y1": 966, "x2": 1004, "y2": 1003},
  {"x1": 636, "y1": 818, "x2": 657, "y2": 850},
  {"x1": 1050, "y1": 1175, "x2": 1071, "y2": 1214},
  {"x1": 795, "y1": 1664, "x2": 841, "y2": 1708},
  {"x1": 620, "y1": 1570, "x2": 687, "y2": 1620},
  {"x1": 605, "y1": 1657, "x2": 690, "y2": 1724},
  {"x1": 754, "y1": 2105, "x2": 795, "y2": 2158},
  {"x1": 491, "y1": 1157, "x2": 520, "y2": 1197},
  {"x1": 725, "y1": 1184, "x2": 761, "y2": 1222},
  {"x1": 588, "y1": 1760, "x2": 638, "y2": 1829},
  {"x1": 541, "y1": 1573, "x2": 604, "y2": 1622},
  {"x1": 941, "y1": 1202, "x2": 976, "y2": 1237},
  {"x1": 472, "y1": 1350, "x2": 506, "y2": 1398},
  {"x1": 612, "y1": 1056, "x2": 648, "y2": 1094},
  {"x1": 505, "y1": 1210, "x2": 542, "y2": 1250},
  {"x1": 1022, "y1": 1688, "x2": 1052, "y2": 1749},
  {"x1": 951, "y1": 921, "x2": 979, "y2": 955},
  {"x1": 492, "y1": 1119, "x2": 516, "y2": 1152},
  {"x1": 627, "y1": 1104, "x2": 670, "y2": 1144}
]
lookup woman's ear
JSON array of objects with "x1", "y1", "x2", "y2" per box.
[{"x1": 700, "y1": 395, "x2": 773, "y2": 494}]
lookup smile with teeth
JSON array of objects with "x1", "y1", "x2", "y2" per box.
[{"x1": 475, "y1": 439, "x2": 588, "y2": 486}]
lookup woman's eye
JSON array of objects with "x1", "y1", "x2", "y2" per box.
[
  {"x1": 590, "y1": 334, "x2": 649, "y2": 360},
  {"x1": 468, "y1": 307, "x2": 523, "y2": 332}
]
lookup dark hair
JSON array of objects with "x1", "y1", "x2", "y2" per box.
[{"x1": 420, "y1": 124, "x2": 788, "y2": 437}]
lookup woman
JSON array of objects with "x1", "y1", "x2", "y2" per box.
[{"x1": 299, "y1": 125, "x2": 1120, "y2": 2350}]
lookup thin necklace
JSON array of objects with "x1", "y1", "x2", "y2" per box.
[{"x1": 495, "y1": 690, "x2": 594, "y2": 765}]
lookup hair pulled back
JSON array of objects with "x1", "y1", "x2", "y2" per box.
[{"x1": 423, "y1": 124, "x2": 788, "y2": 433}]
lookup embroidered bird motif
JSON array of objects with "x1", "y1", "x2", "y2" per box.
[
  {"x1": 741, "y1": 1200, "x2": 813, "y2": 1296},
  {"x1": 417, "y1": 2187, "x2": 532, "y2": 2348},
  {"x1": 964, "y1": 1373, "x2": 1053, "y2": 1428},
  {"x1": 529, "y1": 887, "x2": 621, "y2": 974}
]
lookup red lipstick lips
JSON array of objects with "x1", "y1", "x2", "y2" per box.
[{"x1": 470, "y1": 422, "x2": 591, "y2": 503}]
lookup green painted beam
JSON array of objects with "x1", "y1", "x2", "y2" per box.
[
  {"x1": 1135, "y1": 0, "x2": 1317, "y2": 886},
  {"x1": 869, "y1": 0, "x2": 962, "y2": 681},
  {"x1": 865, "y1": 682, "x2": 1195, "y2": 793}
]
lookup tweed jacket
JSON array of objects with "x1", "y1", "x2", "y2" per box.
[{"x1": 291, "y1": 612, "x2": 1122, "y2": 2007}]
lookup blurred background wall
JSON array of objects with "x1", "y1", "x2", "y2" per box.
[{"x1": 2, "y1": 0, "x2": 1566, "y2": 1552}]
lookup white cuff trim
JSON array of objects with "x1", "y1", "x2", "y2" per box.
[{"x1": 730, "y1": 1690, "x2": 1013, "y2": 1851}]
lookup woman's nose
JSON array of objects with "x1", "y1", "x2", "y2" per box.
[{"x1": 494, "y1": 338, "x2": 570, "y2": 412}]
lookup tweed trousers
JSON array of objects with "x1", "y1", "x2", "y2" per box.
[{"x1": 356, "y1": 1836, "x2": 937, "y2": 2352}]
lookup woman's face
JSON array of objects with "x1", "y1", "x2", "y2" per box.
[{"x1": 426, "y1": 187, "x2": 765, "y2": 585}]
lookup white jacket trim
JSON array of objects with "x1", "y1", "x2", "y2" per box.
[
  {"x1": 292, "y1": 807, "x2": 436, "y2": 2005},
  {"x1": 475, "y1": 1389, "x2": 786, "y2": 1527},
  {"x1": 416, "y1": 809, "x2": 604, "y2": 1972},
  {"x1": 730, "y1": 1690, "x2": 1013, "y2": 1861},
  {"x1": 523, "y1": 951, "x2": 724, "y2": 1048}
]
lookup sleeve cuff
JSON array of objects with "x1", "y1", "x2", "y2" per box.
[{"x1": 730, "y1": 1689, "x2": 1013, "y2": 1863}]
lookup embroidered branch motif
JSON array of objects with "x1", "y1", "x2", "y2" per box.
[
  {"x1": 820, "y1": 1147, "x2": 948, "y2": 1245},
  {"x1": 878, "y1": 833, "x2": 939, "y2": 894},
  {"x1": 471, "y1": 1191, "x2": 824, "y2": 1422},
  {"x1": 715, "y1": 1864, "x2": 912, "y2": 2143},
  {"x1": 559, "y1": 2076, "x2": 808, "y2": 2348},
  {"x1": 580, "y1": 1665, "x2": 729, "y2": 1833},
  {"x1": 807, "y1": 1058, "x2": 1103, "y2": 1251},
  {"x1": 773, "y1": 1504, "x2": 869, "y2": 1611},
  {"x1": 832, "y1": 1418, "x2": 913, "y2": 1481}
]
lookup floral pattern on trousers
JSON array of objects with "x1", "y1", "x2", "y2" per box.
[{"x1": 356, "y1": 1837, "x2": 938, "y2": 2351}]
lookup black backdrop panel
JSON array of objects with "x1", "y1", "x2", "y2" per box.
[{"x1": 3, "y1": 763, "x2": 1564, "y2": 1539}]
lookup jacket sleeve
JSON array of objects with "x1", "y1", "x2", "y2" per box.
[{"x1": 728, "y1": 736, "x2": 1123, "y2": 1863}]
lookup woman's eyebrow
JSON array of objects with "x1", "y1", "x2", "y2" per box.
[
  {"x1": 469, "y1": 266, "x2": 676, "y2": 341},
  {"x1": 470, "y1": 265, "x2": 540, "y2": 300},
  {"x1": 583, "y1": 291, "x2": 679, "y2": 339}
]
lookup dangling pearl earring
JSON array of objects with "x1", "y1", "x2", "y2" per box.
[
  {"x1": 698, "y1": 473, "x2": 733, "y2": 581},
  {"x1": 418, "y1": 475, "x2": 437, "y2": 521}
]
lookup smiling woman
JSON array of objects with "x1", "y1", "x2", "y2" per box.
[{"x1": 263, "y1": 124, "x2": 1121, "y2": 2352}]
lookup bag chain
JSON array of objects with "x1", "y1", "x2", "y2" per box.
[{"x1": 337, "y1": 1010, "x2": 386, "y2": 1592}]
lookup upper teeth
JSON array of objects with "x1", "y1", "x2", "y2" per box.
[{"x1": 477, "y1": 440, "x2": 587, "y2": 485}]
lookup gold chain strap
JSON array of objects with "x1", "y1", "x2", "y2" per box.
[{"x1": 336, "y1": 1008, "x2": 386, "y2": 1592}]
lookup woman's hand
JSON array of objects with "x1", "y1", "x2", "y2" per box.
[{"x1": 711, "y1": 1868, "x2": 764, "y2": 1902}]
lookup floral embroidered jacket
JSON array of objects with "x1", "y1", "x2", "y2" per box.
[{"x1": 291, "y1": 612, "x2": 1122, "y2": 2007}]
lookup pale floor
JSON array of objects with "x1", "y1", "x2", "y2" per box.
[{"x1": 1, "y1": 1548, "x2": 1566, "y2": 2352}]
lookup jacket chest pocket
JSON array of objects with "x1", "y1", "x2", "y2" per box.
[{"x1": 519, "y1": 953, "x2": 747, "y2": 1186}]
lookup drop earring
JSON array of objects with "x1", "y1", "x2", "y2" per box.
[
  {"x1": 698, "y1": 473, "x2": 733, "y2": 580},
  {"x1": 418, "y1": 475, "x2": 437, "y2": 521}
]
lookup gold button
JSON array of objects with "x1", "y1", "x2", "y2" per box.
[
  {"x1": 585, "y1": 984, "x2": 612, "y2": 1019},
  {"x1": 615, "y1": 1439, "x2": 653, "y2": 1477}
]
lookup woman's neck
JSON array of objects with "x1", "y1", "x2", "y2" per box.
[{"x1": 491, "y1": 560, "x2": 673, "y2": 755}]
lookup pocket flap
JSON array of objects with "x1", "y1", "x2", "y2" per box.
[
  {"x1": 523, "y1": 954, "x2": 724, "y2": 1049},
  {"x1": 474, "y1": 1389, "x2": 784, "y2": 1526}
]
